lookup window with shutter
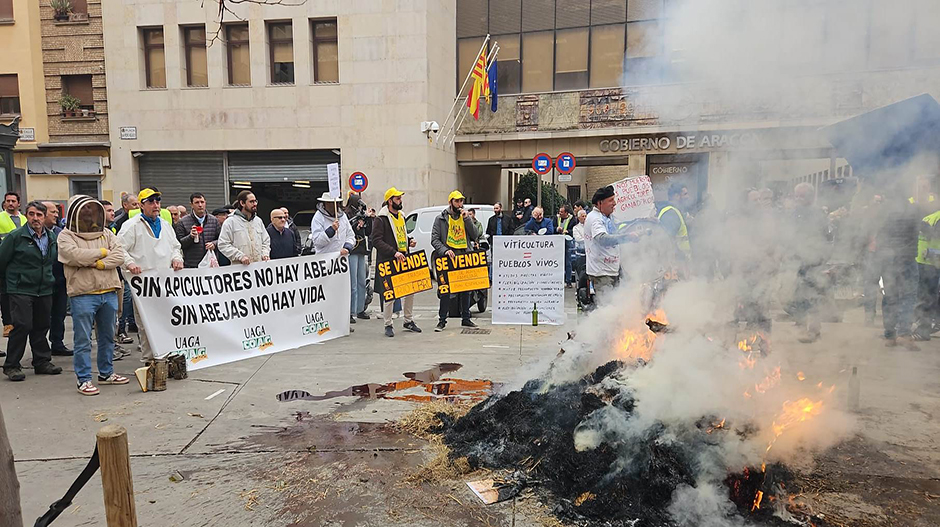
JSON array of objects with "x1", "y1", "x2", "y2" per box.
[
  {"x1": 63, "y1": 75, "x2": 94, "y2": 110},
  {"x1": 0, "y1": 75, "x2": 20, "y2": 116}
]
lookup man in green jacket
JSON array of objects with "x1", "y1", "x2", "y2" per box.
[{"x1": 0, "y1": 201, "x2": 62, "y2": 381}]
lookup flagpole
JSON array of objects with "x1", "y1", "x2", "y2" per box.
[
  {"x1": 446, "y1": 44, "x2": 499, "y2": 147},
  {"x1": 436, "y1": 34, "x2": 490, "y2": 146}
]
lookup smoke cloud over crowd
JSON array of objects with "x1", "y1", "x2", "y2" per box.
[{"x1": 522, "y1": 1, "x2": 940, "y2": 524}]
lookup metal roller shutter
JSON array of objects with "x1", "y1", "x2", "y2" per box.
[
  {"x1": 138, "y1": 152, "x2": 226, "y2": 211},
  {"x1": 227, "y1": 150, "x2": 340, "y2": 183}
]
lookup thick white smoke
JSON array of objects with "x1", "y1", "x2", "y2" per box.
[{"x1": 533, "y1": 0, "x2": 940, "y2": 524}]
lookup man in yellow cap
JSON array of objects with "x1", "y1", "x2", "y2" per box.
[
  {"x1": 431, "y1": 190, "x2": 478, "y2": 332},
  {"x1": 371, "y1": 187, "x2": 421, "y2": 337}
]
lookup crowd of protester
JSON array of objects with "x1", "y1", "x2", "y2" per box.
[{"x1": 2, "y1": 174, "x2": 929, "y2": 395}]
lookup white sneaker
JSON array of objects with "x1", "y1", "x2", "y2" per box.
[{"x1": 77, "y1": 381, "x2": 99, "y2": 396}]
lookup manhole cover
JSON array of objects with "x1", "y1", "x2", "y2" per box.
[{"x1": 461, "y1": 328, "x2": 492, "y2": 335}]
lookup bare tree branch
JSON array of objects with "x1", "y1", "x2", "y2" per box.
[{"x1": 202, "y1": 0, "x2": 307, "y2": 47}]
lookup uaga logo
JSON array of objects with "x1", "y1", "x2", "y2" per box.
[
  {"x1": 173, "y1": 336, "x2": 208, "y2": 364},
  {"x1": 242, "y1": 325, "x2": 274, "y2": 352},
  {"x1": 302, "y1": 312, "x2": 330, "y2": 336}
]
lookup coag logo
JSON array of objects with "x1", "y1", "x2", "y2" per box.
[
  {"x1": 302, "y1": 311, "x2": 330, "y2": 336},
  {"x1": 242, "y1": 325, "x2": 274, "y2": 352},
  {"x1": 172, "y1": 336, "x2": 208, "y2": 363}
]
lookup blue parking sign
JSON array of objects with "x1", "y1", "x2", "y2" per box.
[
  {"x1": 556, "y1": 152, "x2": 576, "y2": 174},
  {"x1": 532, "y1": 153, "x2": 552, "y2": 175}
]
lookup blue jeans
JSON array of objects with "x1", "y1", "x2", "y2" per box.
[
  {"x1": 349, "y1": 254, "x2": 367, "y2": 315},
  {"x1": 119, "y1": 278, "x2": 135, "y2": 330},
  {"x1": 72, "y1": 291, "x2": 119, "y2": 383}
]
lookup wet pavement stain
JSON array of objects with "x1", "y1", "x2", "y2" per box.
[{"x1": 276, "y1": 362, "x2": 498, "y2": 403}]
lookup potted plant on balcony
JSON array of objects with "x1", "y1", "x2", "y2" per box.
[
  {"x1": 50, "y1": 0, "x2": 71, "y2": 21},
  {"x1": 60, "y1": 94, "x2": 80, "y2": 118}
]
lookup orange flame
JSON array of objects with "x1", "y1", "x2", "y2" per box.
[
  {"x1": 766, "y1": 398, "x2": 824, "y2": 453},
  {"x1": 797, "y1": 371, "x2": 806, "y2": 381},
  {"x1": 706, "y1": 418, "x2": 727, "y2": 434},
  {"x1": 754, "y1": 367, "x2": 781, "y2": 394},
  {"x1": 751, "y1": 490, "x2": 764, "y2": 511}
]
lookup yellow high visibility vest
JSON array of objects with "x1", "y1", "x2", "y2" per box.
[
  {"x1": 658, "y1": 205, "x2": 691, "y2": 256},
  {"x1": 916, "y1": 210, "x2": 940, "y2": 267},
  {"x1": 909, "y1": 195, "x2": 937, "y2": 205},
  {"x1": 0, "y1": 212, "x2": 25, "y2": 237}
]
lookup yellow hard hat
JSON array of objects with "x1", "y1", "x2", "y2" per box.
[
  {"x1": 448, "y1": 190, "x2": 466, "y2": 202},
  {"x1": 384, "y1": 187, "x2": 405, "y2": 203},
  {"x1": 138, "y1": 188, "x2": 161, "y2": 202}
]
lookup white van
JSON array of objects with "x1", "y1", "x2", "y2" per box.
[{"x1": 405, "y1": 205, "x2": 494, "y2": 263}]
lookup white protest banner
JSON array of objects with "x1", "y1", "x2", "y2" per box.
[
  {"x1": 492, "y1": 236, "x2": 565, "y2": 325},
  {"x1": 611, "y1": 175, "x2": 656, "y2": 224},
  {"x1": 128, "y1": 254, "x2": 351, "y2": 371},
  {"x1": 327, "y1": 163, "x2": 341, "y2": 199}
]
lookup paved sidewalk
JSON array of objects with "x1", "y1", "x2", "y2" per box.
[{"x1": 2, "y1": 290, "x2": 938, "y2": 526}]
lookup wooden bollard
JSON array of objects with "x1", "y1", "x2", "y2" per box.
[{"x1": 96, "y1": 425, "x2": 138, "y2": 527}]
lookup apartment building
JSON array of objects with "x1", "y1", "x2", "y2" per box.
[
  {"x1": 101, "y1": 0, "x2": 458, "y2": 217},
  {"x1": 0, "y1": 0, "x2": 112, "y2": 203}
]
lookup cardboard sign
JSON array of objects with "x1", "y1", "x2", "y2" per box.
[
  {"x1": 327, "y1": 162, "x2": 341, "y2": 199},
  {"x1": 492, "y1": 236, "x2": 565, "y2": 325},
  {"x1": 129, "y1": 254, "x2": 351, "y2": 370},
  {"x1": 434, "y1": 250, "x2": 490, "y2": 294},
  {"x1": 611, "y1": 175, "x2": 656, "y2": 224},
  {"x1": 376, "y1": 250, "x2": 433, "y2": 301}
]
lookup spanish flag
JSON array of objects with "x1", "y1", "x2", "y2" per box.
[{"x1": 466, "y1": 46, "x2": 489, "y2": 119}]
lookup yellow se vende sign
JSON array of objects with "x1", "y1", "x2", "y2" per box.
[
  {"x1": 377, "y1": 250, "x2": 433, "y2": 301},
  {"x1": 434, "y1": 250, "x2": 490, "y2": 295}
]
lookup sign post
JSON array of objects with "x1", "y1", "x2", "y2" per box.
[
  {"x1": 348, "y1": 171, "x2": 368, "y2": 193},
  {"x1": 556, "y1": 152, "x2": 576, "y2": 183},
  {"x1": 327, "y1": 163, "x2": 341, "y2": 199},
  {"x1": 532, "y1": 153, "x2": 552, "y2": 208}
]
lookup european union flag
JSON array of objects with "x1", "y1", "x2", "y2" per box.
[{"x1": 488, "y1": 60, "x2": 498, "y2": 113}]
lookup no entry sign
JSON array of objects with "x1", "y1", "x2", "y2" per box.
[
  {"x1": 349, "y1": 172, "x2": 368, "y2": 192},
  {"x1": 532, "y1": 153, "x2": 552, "y2": 175},
  {"x1": 556, "y1": 152, "x2": 576, "y2": 174}
]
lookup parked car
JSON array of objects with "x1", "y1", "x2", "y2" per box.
[
  {"x1": 405, "y1": 204, "x2": 494, "y2": 265},
  {"x1": 292, "y1": 209, "x2": 316, "y2": 254}
]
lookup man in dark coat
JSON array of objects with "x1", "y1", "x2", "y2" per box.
[
  {"x1": 371, "y1": 187, "x2": 421, "y2": 337},
  {"x1": 486, "y1": 202, "x2": 513, "y2": 238},
  {"x1": 175, "y1": 193, "x2": 221, "y2": 268},
  {"x1": 0, "y1": 201, "x2": 63, "y2": 381},
  {"x1": 431, "y1": 190, "x2": 478, "y2": 332}
]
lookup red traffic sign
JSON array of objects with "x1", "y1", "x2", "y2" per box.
[
  {"x1": 348, "y1": 172, "x2": 368, "y2": 192},
  {"x1": 555, "y1": 152, "x2": 576, "y2": 174},
  {"x1": 532, "y1": 153, "x2": 553, "y2": 175}
]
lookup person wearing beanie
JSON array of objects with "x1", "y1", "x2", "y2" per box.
[
  {"x1": 58, "y1": 195, "x2": 130, "y2": 395},
  {"x1": 584, "y1": 185, "x2": 638, "y2": 302}
]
